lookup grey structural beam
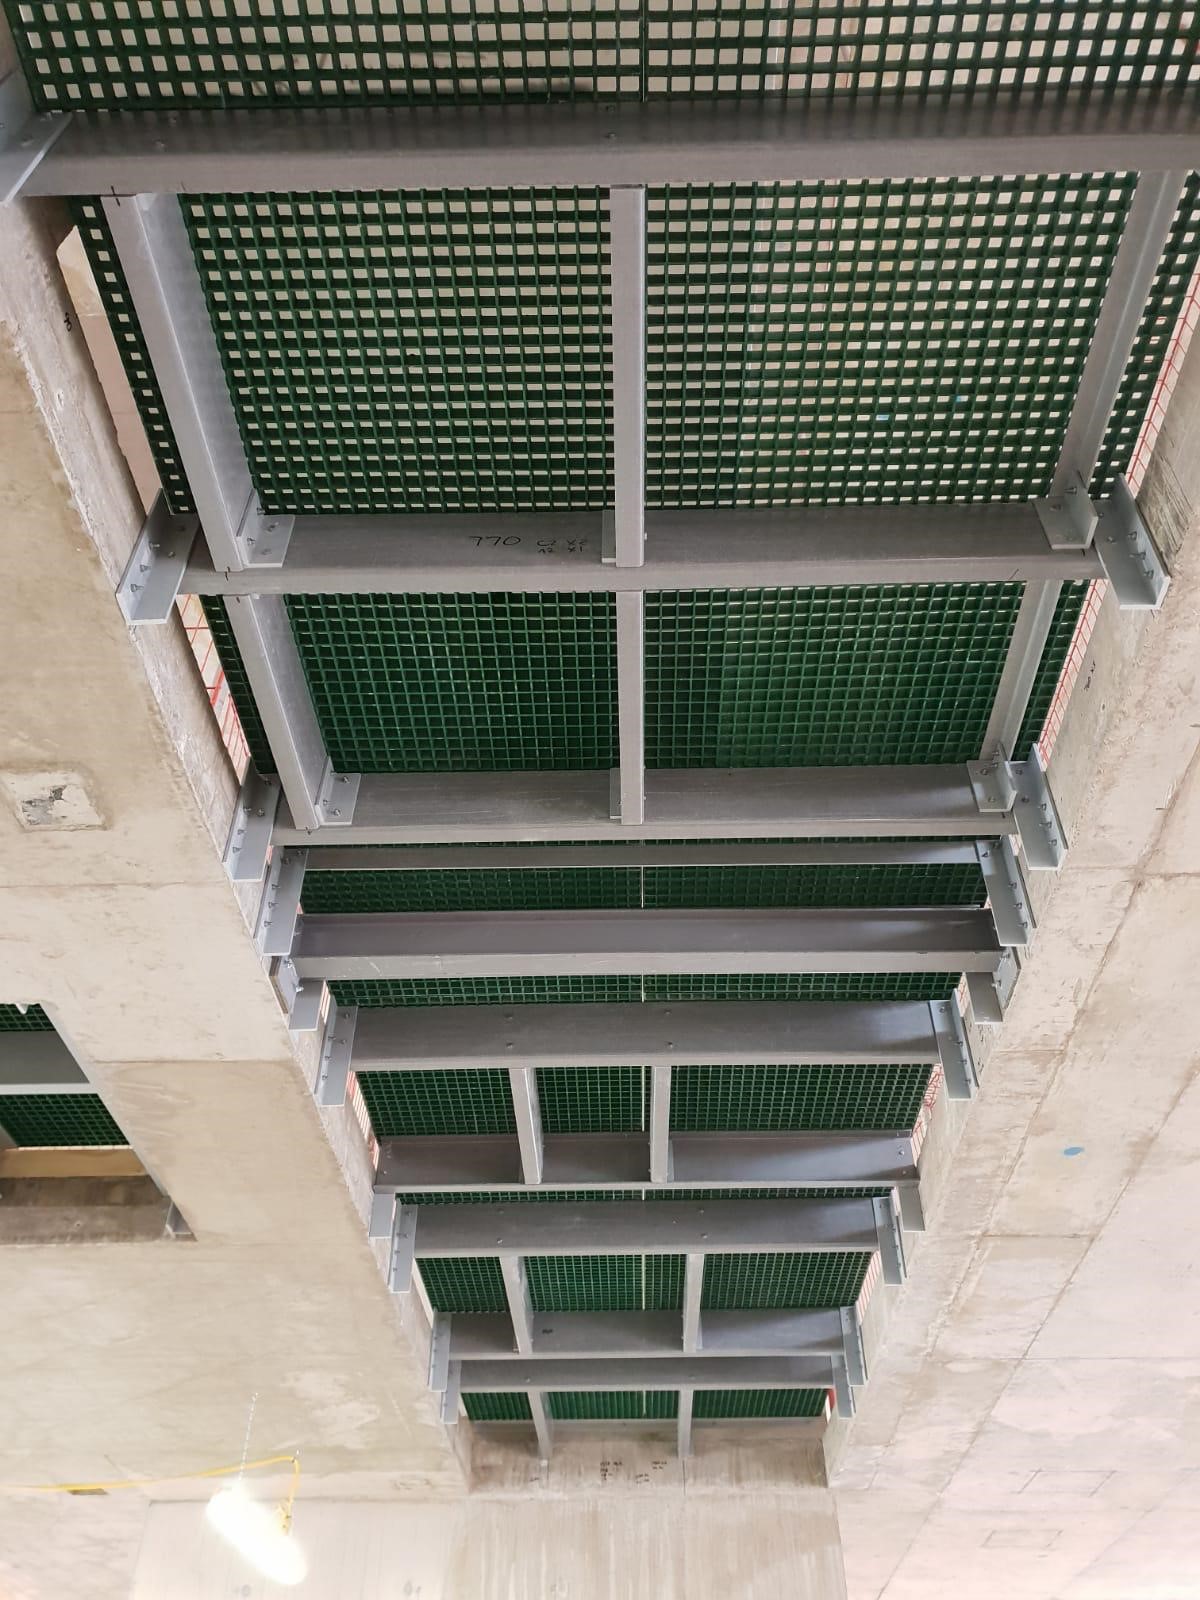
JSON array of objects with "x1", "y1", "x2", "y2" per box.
[
  {"x1": 608, "y1": 187, "x2": 646, "y2": 569},
  {"x1": 980, "y1": 579, "x2": 1066, "y2": 764},
  {"x1": 374, "y1": 1132, "x2": 919, "y2": 1193},
  {"x1": 677, "y1": 1389, "x2": 694, "y2": 1457},
  {"x1": 0, "y1": 70, "x2": 71, "y2": 202},
  {"x1": 508, "y1": 1068, "x2": 544, "y2": 1186},
  {"x1": 411, "y1": 1195, "x2": 897, "y2": 1258},
  {"x1": 449, "y1": 1308, "x2": 857, "y2": 1364},
  {"x1": 290, "y1": 906, "x2": 1002, "y2": 980},
  {"x1": 0, "y1": 1032, "x2": 89, "y2": 1095},
  {"x1": 459, "y1": 1355, "x2": 837, "y2": 1392},
  {"x1": 185, "y1": 501, "x2": 1107, "y2": 595},
  {"x1": 271, "y1": 764, "x2": 1021, "y2": 845},
  {"x1": 614, "y1": 592, "x2": 646, "y2": 826},
  {"x1": 24, "y1": 89, "x2": 1200, "y2": 198},
  {"x1": 682, "y1": 1254, "x2": 704, "y2": 1355},
  {"x1": 350, "y1": 999, "x2": 942, "y2": 1070},
  {"x1": 649, "y1": 1068, "x2": 672, "y2": 1185},
  {"x1": 499, "y1": 1257, "x2": 535, "y2": 1356},
  {"x1": 301, "y1": 840, "x2": 983, "y2": 872}
]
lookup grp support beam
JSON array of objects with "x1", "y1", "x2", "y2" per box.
[
  {"x1": 290, "y1": 906, "x2": 1001, "y2": 980},
  {"x1": 272, "y1": 764, "x2": 1019, "y2": 845},
  {"x1": 411, "y1": 1195, "x2": 896, "y2": 1258},
  {"x1": 459, "y1": 1355, "x2": 837, "y2": 1393},
  {"x1": 448, "y1": 1307, "x2": 854, "y2": 1363},
  {"x1": 373, "y1": 1131, "x2": 920, "y2": 1193},
  {"x1": 186, "y1": 501, "x2": 1106, "y2": 595},
  {"x1": 0, "y1": 1032, "x2": 90, "y2": 1095},
  {"x1": 608, "y1": 187, "x2": 646, "y2": 569},
  {"x1": 349, "y1": 999, "x2": 942, "y2": 1070},
  {"x1": 23, "y1": 89, "x2": 1200, "y2": 197}
]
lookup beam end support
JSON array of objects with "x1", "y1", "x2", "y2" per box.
[{"x1": 1095, "y1": 475, "x2": 1171, "y2": 610}]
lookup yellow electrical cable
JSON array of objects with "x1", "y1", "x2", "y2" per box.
[{"x1": 2, "y1": 1452, "x2": 301, "y2": 1496}]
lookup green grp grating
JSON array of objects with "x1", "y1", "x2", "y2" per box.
[
  {"x1": 1013, "y1": 581, "x2": 1088, "y2": 760},
  {"x1": 301, "y1": 860, "x2": 986, "y2": 913},
  {"x1": 287, "y1": 594, "x2": 617, "y2": 772},
  {"x1": 355, "y1": 1069, "x2": 515, "y2": 1136},
  {"x1": 395, "y1": 1187, "x2": 890, "y2": 1205},
  {"x1": 526, "y1": 1254, "x2": 683, "y2": 1313},
  {"x1": 463, "y1": 1393, "x2": 532, "y2": 1423},
  {"x1": 547, "y1": 1391, "x2": 678, "y2": 1421},
  {"x1": 10, "y1": 3, "x2": 1196, "y2": 112},
  {"x1": 702, "y1": 1251, "x2": 871, "y2": 1309},
  {"x1": 693, "y1": 1389, "x2": 828, "y2": 1419},
  {"x1": 0, "y1": 1004, "x2": 53, "y2": 1032},
  {"x1": 183, "y1": 190, "x2": 609, "y2": 515},
  {"x1": 646, "y1": 585, "x2": 1022, "y2": 767},
  {"x1": 332, "y1": 972, "x2": 961, "y2": 1007},
  {"x1": 0, "y1": 1094, "x2": 128, "y2": 1148},
  {"x1": 669, "y1": 1064, "x2": 932, "y2": 1132},
  {"x1": 201, "y1": 600, "x2": 275, "y2": 775},
  {"x1": 537, "y1": 1067, "x2": 650, "y2": 1134},
  {"x1": 418, "y1": 1257, "x2": 509, "y2": 1314}
]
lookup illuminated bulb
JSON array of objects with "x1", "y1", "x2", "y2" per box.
[{"x1": 206, "y1": 1482, "x2": 307, "y2": 1586}]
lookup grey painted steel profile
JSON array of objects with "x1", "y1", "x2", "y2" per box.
[
  {"x1": 677, "y1": 1389, "x2": 694, "y2": 1457},
  {"x1": 0, "y1": 70, "x2": 71, "y2": 201},
  {"x1": 649, "y1": 1068, "x2": 672, "y2": 1184},
  {"x1": 609, "y1": 187, "x2": 646, "y2": 569},
  {"x1": 831, "y1": 1355, "x2": 854, "y2": 1419},
  {"x1": 614, "y1": 592, "x2": 646, "y2": 825},
  {"x1": 980, "y1": 581, "x2": 1065, "y2": 763},
  {"x1": 25, "y1": 90, "x2": 1200, "y2": 198},
  {"x1": 682, "y1": 1255, "x2": 705, "y2": 1354},
  {"x1": 840, "y1": 1307, "x2": 868, "y2": 1388},
  {"x1": 872, "y1": 1195, "x2": 906, "y2": 1286},
  {"x1": 185, "y1": 500, "x2": 1106, "y2": 595},
  {"x1": 254, "y1": 847, "x2": 307, "y2": 958},
  {"x1": 0, "y1": 1032, "x2": 89, "y2": 1095},
  {"x1": 1012, "y1": 751, "x2": 1067, "y2": 871},
  {"x1": 290, "y1": 906, "x2": 1002, "y2": 980},
  {"x1": 373, "y1": 1131, "x2": 920, "y2": 1193},
  {"x1": 272, "y1": 765, "x2": 1017, "y2": 845},
  {"x1": 529, "y1": 1393, "x2": 554, "y2": 1460},
  {"x1": 313, "y1": 1000, "x2": 356, "y2": 1109},
  {"x1": 508, "y1": 1067, "x2": 544, "y2": 1186},
  {"x1": 222, "y1": 770, "x2": 280, "y2": 884},
  {"x1": 412, "y1": 1197, "x2": 882, "y2": 1256},
  {"x1": 439, "y1": 1363, "x2": 461, "y2": 1426},
  {"x1": 1095, "y1": 476, "x2": 1171, "y2": 609},
  {"x1": 115, "y1": 492, "x2": 198, "y2": 624},
  {"x1": 974, "y1": 837, "x2": 1035, "y2": 948},
  {"x1": 367, "y1": 1189, "x2": 395, "y2": 1241},
  {"x1": 304, "y1": 840, "x2": 982, "y2": 872},
  {"x1": 350, "y1": 1000, "x2": 942, "y2": 1070},
  {"x1": 388, "y1": 1205, "x2": 417, "y2": 1294},
  {"x1": 448, "y1": 1307, "x2": 852, "y2": 1362},
  {"x1": 100, "y1": 194, "x2": 290, "y2": 572},
  {"x1": 459, "y1": 1355, "x2": 837, "y2": 1392},
  {"x1": 931, "y1": 993, "x2": 977, "y2": 1101},
  {"x1": 499, "y1": 1257, "x2": 535, "y2": 1356}
]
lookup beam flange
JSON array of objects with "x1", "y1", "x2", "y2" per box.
[
  {"x1": 291, "y1": 907, "x2": 1002, "y2": 980},
  {"x1": 609, "y1": 187, "x2": 646, "y2": 569}
]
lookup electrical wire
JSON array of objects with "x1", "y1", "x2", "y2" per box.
[{"x1": 2, "y1": 1452, "x2": 301, "y2": 1497}]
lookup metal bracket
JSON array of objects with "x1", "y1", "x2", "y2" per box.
[
  {"x1": 1013, "y1": 748, "x2": 1066, "y2": 871},
  {"x1": 831, "y1": 1354, "x2": 855, "y2": 1420},
  {"x1": 976, "y1": 837, "x2": 1035, "y2": 947},
  {"x1": 1034, "y1": 471, "x2": 1099, "y2": 550},
  {"x1": 966, "y1": 947, "x2": 1021, "y2": 1027},
  {"x1": 115, "y1": 495, "x2": 198, "y2": 624},
  {"x1": 872, "y1": 1194, "x2": 906, "y2": 1286},
  {"x1": 930, "y1": 995, "x2": 978, "y2": 1101},
  {"x1": 237, "y1": 498, "x2": 295, "y2": 568},
  {"x1": 314, "y1": 1001, "x2": 357, "y2": 1108},
  {"x1": 222, "y1": 770, "x2": 280, "y2": 884},
  {"x1": 840, "y1": 1306, "x2": 868, "y2": 1388},
  {"x1": 967, "y1": 756, "x2": 1017, "y2": 814},
  {"x1": 428, "y1": 1314, "x2": 453, "y2": 1392},
  {"x1": 600, "y1": 507, "x2": 616, "y2": 565},
  {"x1": 896, "y1": 1183, "x2": 926, "y2": 1234},
  {"x1": 315, "y1": 766, "x2": 362, "y2": 827},
  {"x1": 0, "y1": 72, "x2": 70, "y2": 202},
  {"x1": 254, "y1": 847, "x2": 307, "y2": 958},
  {"x1": 368, "y1": 1189, "x2": 396, "y2": 1240},
  {"x1": 439, "y1": 1363, "x2": 462, "y2": 1426},
  {"x1": 1094, "y1": 475, "x2": 1171, "y2": 610},
  {"x1": 272, "y1": 956, "x2": 322, "y2": 1032},
  {"x1": 389, "y1": 1206, "x2": 418, "y2": 1294}
]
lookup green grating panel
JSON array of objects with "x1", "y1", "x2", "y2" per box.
[
  {"x1": 537, "y1": 1068, "x2": 650, "y2": 1134},
  {"x1": 703, "y1": 1251, "x2": 871, "y2": 1310},
  {"x1": 333, "y1": 972, "x2": 960, "y2": 1007},
  {"x1": 548, "y1": 1391, "x2": 678, "y2": 1421},
  {"x1": 286, "y1": 594, "x2": 617, "y2": 773},
  {"x1": 648, "y1": 176, "x2": 1143, "y2": 506},
  {"x1": 10, "y1": 4, "x2": 1196, "y2": 112},
  {"x1": 418, "y1": 1257, "x2": 508, "y2": 1314},
  {"x1": 646, "y1": 586, "x2": 1022, "y2": 767},
  {"x1": 527, "y1": 1255, "x2": 684, "y2": 1313},
  {"x1": 184, "y1": 190, "x2": 609, "y2": 515},
  {"x1": 395, "y1": 1187, "x2": 890, "y2": 1205},
  {"x1": 0, "y1": 1004, "x2": 53, "y2": 1032},
  {"x1": 694, "y1": 1389, "x2": 827, "y2": 1419},
  {"x1": 463, "y1": 1393, "x2": 532, "y2": 1423},
  {"x1": 303, "y1": 861, "x2": 984, "y2": 914},
  {"x1": 0, "y1": 1094, "x2": 128, "y2": 1148},
  {"x1": 1013, "y1": 581, "x2": 1089, "y2": 760},
  {"x1": 355, "y1": 1069, "x2": 515, "y2": 1136},
  {"x1": 200, "y1": 599, "x2": 276, "y2": 775},
  {"x1": 669, "y1": 1064, "x2": 932, "y2": 1133}
]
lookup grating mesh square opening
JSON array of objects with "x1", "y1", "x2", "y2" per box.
[
  {"x1": 527, "y1": 1254, "x2": 684, "y2": 1313},
  {"x1": 702, "y1": 1251, "x2": 871, "y2": 1309},
  {"x1": 418, "y1": 1257, "x2": 508, "y2": 1314},
  {"x1": 693, "y1": 1388, "x2": 827, "y2": 1419},
  {"x1": 547, "y1": 1391, "x2": 678, "y2": 1420},
  {"x1": 0, "y1": 1094, "x2": 128, "y2": 1148},
  {"x1": 463, "y1": 1393, "x2": 532, "y2": 1423},
  {"x1": 669, "y1": 1063, "x2": 932, "y2": 1132},
  {"x1": 0, "y1": 1004, "x2": 53, "y2": 1032},
  {"x1": 537, "y1": 1067, "x2": 651, "y2": 1134},
  {"x1": 356, "y1": 1069, "x2": 515, "y2": 1136},
  {"x1": 331, "y1": 972, "x2": 961, "y2": 1007}
]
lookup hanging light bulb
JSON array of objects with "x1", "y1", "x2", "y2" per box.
[{"x1": 206, "y1": 1480, "x2": 307, "y2": 1586}]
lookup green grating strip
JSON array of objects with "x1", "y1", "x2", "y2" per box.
[
  {"x1": 10, "y1": 4, "x2": 1196, "y2": 112},
  {"x1": 395, "y1": 1188, "x2": 890, "y2": 1205},
  {"x1": 0, "y1": 1094, "x2": 128, "y2": 1148},
  {"x1": 418, "y1": 1257, "x2": 508, "y2": 1314},
  {"x1": 527, "y1": 1255, "x2": 683, "y2": 1313},
  {"x1": 286, "y1": 594, "x2": 617, "y2": 773},
  {"x1": 1013, "y1": 581, "x2": 1089, "y2": 760},
  {"x1": 302, "y1": 861, "x2": 985, "y2": 914},
  {"x1": 537, "y1": 1067, "x2": 650, "y2": 1135},
  {"x1": 646, "y1": 586, "x2": 1022, "y2": 767},
  {"x1": 200, "y1": 600, "x2": 275, "y2": 775},
  {"x1": 463, "y1": 1393, "x2": 532, "y2": 1423},
  {"x1": 355, "y1": 1069, "x2": 515, "y2": 1137},
  {"x1": 669, "y1": 1064, "x2": 932, "y2": 1133},
  {"x1": 332, "y1": 972, "x2": 960, "y2": 1008},
  {"x1": 703, "y1": 1251, "x2": 871, "y2": 1310},
  {"x1": 184, "y1": 190, "x2": 609, "y2": 516},
  {"x1": 0, "y1": 1004, "x2": 53, "y2": 1032},
  {"x1": 547, "y1": 1392, "x2": 678, "y2": 1421},
  {"x1": 693, "y1": 1389, "x2": 827, "y2": 1420}
]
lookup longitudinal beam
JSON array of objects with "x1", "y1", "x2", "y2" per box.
[
  {"x1": 25, "y1": 90, "x2": 1200, "y2": 197},
  {"x1": 291, "y1": 907, "x2": 1000, "y2": 980},
  {"x1": 186, "y1": 501, "x2": 1105, "y2": 595},
  {"x1": 374, "y1": 1131, "x2": 919, "y2": 1192},
  {"x1": 449, "y1": 1308, "x2": 851, "y2": 1362},
  {"x1": 350, "y1": 1000, "x2": 942, "y2": 1070},
  {"x1": 272, "y1": 765, "x2": 1016, "y2": 845},
  {"x1": 412, "y1": 1196, "x2": 888, "y2": 1257},
  {"x1": 459, "y1": 1355, "x2": 836, "y2": 1392}
]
